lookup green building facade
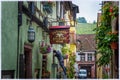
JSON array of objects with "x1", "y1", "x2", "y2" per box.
[
  {"x1": 2, "y1": 2, "x2": 18, "y2": 78},
  {"x1": 1, "y1": 1, "x2": 60, "y2": 79},
  {"x1": 1, "y1": 1, "x2": 77, "y2": 79}
]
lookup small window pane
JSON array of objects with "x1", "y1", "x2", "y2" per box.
[
  {"x1": 88, "y1": 54, "x2": 92, "y2": 61},
  {"x1": 80, "y1": 54, "x2": 85, "y2": 61}
]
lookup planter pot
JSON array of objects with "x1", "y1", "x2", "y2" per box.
[{"x1": 110, "y1": 42, "x2": 118, "y2": 49}]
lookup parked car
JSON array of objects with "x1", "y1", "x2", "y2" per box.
[{"x1": 78, "y1": 69, "x2": 87, "y2": 79}]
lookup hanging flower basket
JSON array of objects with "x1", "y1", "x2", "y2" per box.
[
  {"x1": 40, "y1": 41, "x2": 51, "y2": 54},
  {"x1": 105, "y1": 31, "x2": 118, "y2": 49},
  {"x1": 110, "y1": 42, "x2": 118, "y2": 49}
]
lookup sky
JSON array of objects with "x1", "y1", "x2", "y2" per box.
[{"x1": 72, "y1": 0, "x2": 102, "y2": 23}]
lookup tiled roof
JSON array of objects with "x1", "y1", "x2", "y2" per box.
[{"x1": 76, "y1": 34, "x2": 96, "y2": 52}]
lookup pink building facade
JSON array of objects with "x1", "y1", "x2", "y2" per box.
[{"x1": 76, "y1": 34, "x2": 96, "y2": 78}]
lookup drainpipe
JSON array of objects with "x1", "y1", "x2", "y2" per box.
[{"x1": 16, "y1": 2, "x2": 22, "y2": 78}]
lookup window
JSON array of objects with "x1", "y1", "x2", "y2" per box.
[
  {"x1": 88, "y1": 54, "x2": 92, "y2": 61},
  {"x1": 80, "y1": 54, "x2": 85, "y2": 61}
]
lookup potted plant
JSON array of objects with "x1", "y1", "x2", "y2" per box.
[
  {"x1": 105, "y1": 31, "x2": 118, "y2": 49},
  {"x1": 40, "y1": 41, "x2": 51, "y2": 54}
]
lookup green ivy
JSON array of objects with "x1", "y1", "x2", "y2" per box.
[
  {"x1": 67, "y1": 51, "x2": 76, "y2": 78},
  {"x1": 61, "y1": 44, "x2": 76, "y2": 78},
  {"x1": 61, "y1": 44, "x2": 69, "y2": 55},
  {"x1": 94, "y1": 2, "x2": 118, "y2": 66}
]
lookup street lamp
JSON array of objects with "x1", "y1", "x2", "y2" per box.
[{"x1": 28, "y1": 24, "x2": 35, "y2": 43}]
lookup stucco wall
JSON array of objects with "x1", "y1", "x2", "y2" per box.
[
  {"x1": 2, "y1": 2, "x2": 18, "y2": 72},
  {"x1": 20, "y1": 2, "x2": 57, "y2": 78},
  {"x1": 20, "y1": 13, "x2": 45, "y2": 78},
  {"x1": 1, "y1": 1, "x2": 62, "y2": 78}
]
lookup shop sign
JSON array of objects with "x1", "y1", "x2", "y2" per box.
[{"x1": 50, "y1": 28, "x2": 69, "y2": 44}]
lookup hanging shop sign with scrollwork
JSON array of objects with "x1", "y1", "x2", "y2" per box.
[{"x1": 49, "y1": 26, "x2": 70, "y2": 44}]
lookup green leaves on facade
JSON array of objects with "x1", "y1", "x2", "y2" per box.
[{"x1": 94, "y1": 2, "x2": 118, "y2": 66}]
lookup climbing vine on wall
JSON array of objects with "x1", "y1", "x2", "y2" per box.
[
  {"x1": 66, "y1": 50, "x2": 76, "y2": 78},
  {"x1": 62, "y1": 44, "x2": 76, "y2": 78},
  {"x1": 94, "y1": 2, "x2": 118, "y2": 66}
]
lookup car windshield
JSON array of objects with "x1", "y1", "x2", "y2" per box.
[{"x1": 79, "y1": 71, "x2": 86, "y2": 74}]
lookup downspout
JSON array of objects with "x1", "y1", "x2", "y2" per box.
[{"x1": 16, "y1": 1, "x2": 22, "y2": 78}]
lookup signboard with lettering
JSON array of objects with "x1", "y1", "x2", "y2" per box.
[{"x1": 49, "y1": 26, "x2": 70, "y2": 44}]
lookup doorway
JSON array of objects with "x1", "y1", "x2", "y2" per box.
[
  {"x1": 24, "y1": 44, "x2": 32, "y2": 78},
  {"x1": 81, "y1": 66, "x2": 91, "y2": 78}
]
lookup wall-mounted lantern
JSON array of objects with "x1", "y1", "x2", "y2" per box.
[
  {"x1": 28, "y1": 2, "x2": 35, "y2": 43},
  {"x1": 28, "y1": 24, "x2": 35, "y2": 43}
]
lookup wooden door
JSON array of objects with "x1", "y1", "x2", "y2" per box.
[{"x1": 24, "y1": 44, "x2": 32, "y2": 78}]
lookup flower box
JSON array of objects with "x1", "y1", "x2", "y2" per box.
[
  {"x1": 110, "y1": 42, "x2": 118, "y2": 49},
  {"x1": 107, "y1": 31, "x2": 118, "y2": 42}
]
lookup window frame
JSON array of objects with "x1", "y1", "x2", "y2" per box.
[
  {"x1": 87, "y1": 53, "x2": 92, "y2": 61},
  {"x1": 80, "y1": 54, "x2": 85, "y2": 61}
]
